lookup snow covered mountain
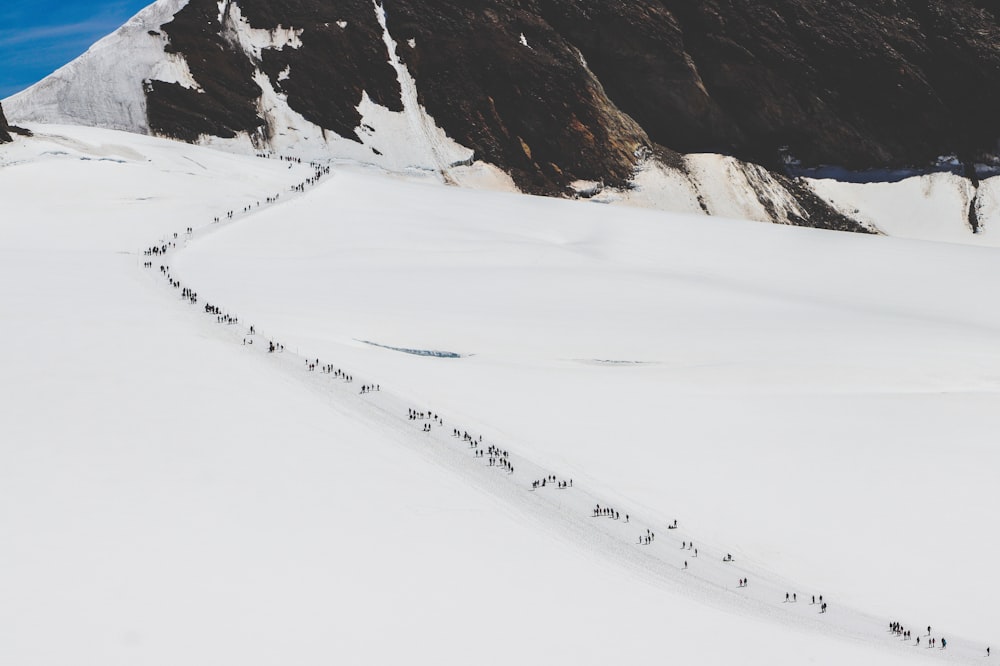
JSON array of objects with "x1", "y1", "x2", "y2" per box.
[{"x1": 6, "y1": 0, "x2": 1000, "y2": 241}]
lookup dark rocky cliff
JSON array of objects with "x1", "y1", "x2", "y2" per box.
[
  {"x1": 0, "y1": 102, "x2": 12, "y2": 143},
  {"x1": 145, "y1": 0, "x2": 1000, "y2": 195}
]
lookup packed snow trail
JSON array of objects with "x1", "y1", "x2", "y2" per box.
[{"x1": 138, "y1": 163, "x2": 991, "y2": 665}]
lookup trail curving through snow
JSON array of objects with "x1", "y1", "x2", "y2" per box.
[{"x1": 139, "y1": 161, "x2": 991, "y2": 665}]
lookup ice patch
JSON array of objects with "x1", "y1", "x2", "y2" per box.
[
  {"x1": 577, "y1": 359, "x2": 654, "y2": 366},
  {"x1": 361, "y1": 340, "x2": 463, "y2": 358}
]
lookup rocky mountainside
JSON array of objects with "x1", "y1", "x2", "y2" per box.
[
  {"x1": 5, "y1": 0, "x2": 1000, "y2": 239},
  {"x1": 0, "y1": 103, "x2": 12, "y2": 144}
]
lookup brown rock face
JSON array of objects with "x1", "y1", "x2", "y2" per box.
[
  {"x1": 549, "y1": 0, "x2": 1000, "y2": 171},
  {"x1": 384, "y1": 0, "x2": 649, "y2": 193},
  {"x1": 0, "y1": 102, "x2": 12, "y2": 144},
  {"x1": 146, "y1": 0, "x2": 1000, "y2": 191}
]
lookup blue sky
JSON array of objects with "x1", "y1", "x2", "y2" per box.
[{"x1": 1, "y1": 1, "x2": 150, "y2": 98}]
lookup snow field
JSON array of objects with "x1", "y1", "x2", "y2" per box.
[
  {"x1": 174, "y1": 164, "x2": 1000, "y2": 652},
  {"x1": 2, "y1": 125, "x2": 996, "y2": 664}
]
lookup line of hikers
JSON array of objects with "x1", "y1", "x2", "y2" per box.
[{"x1": 142, "y1": 156, "x2": 991, "y2": 663}]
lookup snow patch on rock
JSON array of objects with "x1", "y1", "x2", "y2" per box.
[
  {"x1": 196, "y1": 66, "x2": 514, "y2": 192},
  {"x1": 592, "y1": 156, "x2": 704, "y2": 215},
  {"x1": 685, "y1": 154, "x2": 806, "y2": 224},
  {"x1": 570, "y1": 180, "x2": 604, "y2": 199},
  {"x1": 150, "y1": 52, "x2": 203, "y2": 91},
  {"x1": 975, "y1": 176, "x2": 1000, "y2": 238},
  {"x1": 220, "y1": 2, "x2": 304, "y2": 61},
  {"x1": 372, "y1": 1, "x2": 473, "y2": 179},
  {"x1": 593, "y1": 152, "x2": 808, "y2": 226}
]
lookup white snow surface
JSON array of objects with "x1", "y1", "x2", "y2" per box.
[
  {"x1": 810, "y1": 173, "x2": 1000, "y2": 246},
  {"x1": 3, "y1": 124, "x2": 996, "y2": 664},
  {"x1": 176, "y1": 160, "x2": 1000, "y2": 655},
  {"x1": 596, "y1": 153, "x2": 833, "y2": 230}
]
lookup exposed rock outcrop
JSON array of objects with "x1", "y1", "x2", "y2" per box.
[{"x1": 0, "y1": 102, "x2": 12, "y2": 143}]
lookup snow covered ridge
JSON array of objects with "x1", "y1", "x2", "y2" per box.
[{"x1": 6, "y1": 0, "x2": 1000, "y2": 243}]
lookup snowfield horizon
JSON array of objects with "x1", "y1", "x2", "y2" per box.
[{"x1": 1, "y1": 125, "x2": 998, "y2": 665}]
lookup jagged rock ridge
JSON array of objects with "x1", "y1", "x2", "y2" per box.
[{"x1": 0, "y1": 102, "x2": 12, "y2": 144}]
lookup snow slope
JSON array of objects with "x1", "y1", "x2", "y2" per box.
[
  {"x1": 809, "y1": 173, "x2": 1000, "y2": 246},
  {"x1": 606, "y1": 153, "x2": 813, "y2": 227},
  {"x1": 175, "y1": 164, "x2": 1000, "y2": 649},
  {"x1": 2, "y1": 124, "x2": 996, "y2": 664}
]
